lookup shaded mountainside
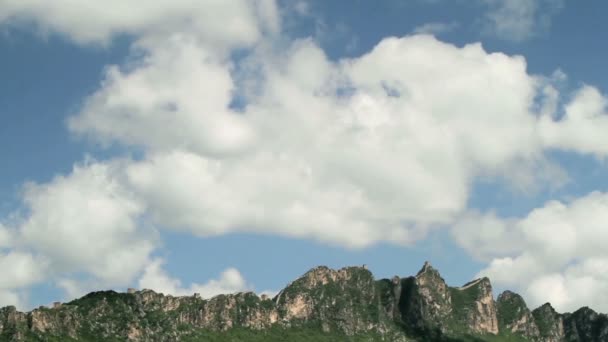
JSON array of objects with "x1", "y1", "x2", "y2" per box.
[{"x1": 1, "y1": 263, "x2": 607, "y2": 341}]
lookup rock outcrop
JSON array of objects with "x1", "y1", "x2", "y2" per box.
[
  {"x1": 562, "y1": 307, "x2": 608, "y2": 342},
  {"x1": 496, "y1": 290, "x2": 540, "y2": 339},
  {"x1": 274, "y1": 266, "x2": 380, "y2": 335},
  {"x1": 398, "y1": 262, "x2": 453, "y2": 334},
  {"x1": 0, "y1": 262, "x2": 607, "y2": 341},
  {"x1": 450, "y1": 277, "x2": 499, "y2": 335},
  {"x1": 532, "y1": 303, "x2": 565, "y2": 342}
]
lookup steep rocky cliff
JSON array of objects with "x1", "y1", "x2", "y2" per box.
[
  {"x1": 532, "y1": 303, "x2": 565, "y2": 342},
  {"x1": 450, "y1": 277, "x2": 498, "y2": 335},
  {"x1": 496, "y1": 290, "x2": 539, "y2": 339},
  {"x1": 0, "y1": 262, "x2": 606, "y2": 341},
  {"x1": 562, "y1": 307, "x2": 608, "y2": 341}
]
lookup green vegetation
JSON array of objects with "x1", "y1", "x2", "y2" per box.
[
  {"x1": 5, "y1": 264, "x2": 608, "y2": 341},
  {"x1": 449, "y1": 284, "x2": 481, "y2": 334},
  {"x1": 182, "y1": 326, "x2": 385, "y2": 342}
]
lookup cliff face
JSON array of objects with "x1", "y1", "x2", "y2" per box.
[
  {"x1": 274, "y1": 266, "x2": 381, "y2": 335},
  {"x1": 0, "y1": 262, "x2": 606, "y2": 341},
  {"x1": 398, "y1": 262, "x2": 453, "y2": 333},
  {"x1": 450, "y1": 277, "x2": 499, "y2": 335},
  {"x1": 496, "y1": 290, "x2": 540, "y2": 339},
  {"x1": 562, "y1": 307, "x2": 608, "y2": 342},
  {"x1": 532, "y1": 303, "x2": 565, "y2": 342}
]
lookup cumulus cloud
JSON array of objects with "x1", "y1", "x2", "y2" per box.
[
  {"x1": 0, "y1": 252, "x2": 45, "y2": 308},
  {"x1": 19, "y1": 161, "x2": 155, "y2": 283},
  {"x1": 69, "y1": 33, "x2": 608, "y2": 250},
  {"x1": 454, "y1": 192, "x2": 608, "y2": 312},
  {"x1": 68, "y1": 36, "x2": 256, "y2": 157},
  {"x1": 2, "y1": 0, "x2": 608, "y2": 312},
  {"x1": 0, "y1": 0, "x2": 279, "y2": 308},
  {"x1": 76, "y1": 36, "x2": 538, "y2": 247},
  {"x1": 481, "y1": 0, "x2": 565, "y2": 41},
  {"x1": 0, "y1": 0, "x2": 279, "y2": 47},
  {"x1": 0, "y1": 289, "x2": 25, "y2": 309},
  {"x1": 138, "y1": 258, "x2": 250, "y2": 298},
  {"x1": 540, "y1": 85, "x2": 608, "y2": 158},
  {"x1": 0, "y1": 252, "x2": 45, "y2": 289},
  {"x1": 0, "y1": 160, "x2": 156, "y2": 308}
]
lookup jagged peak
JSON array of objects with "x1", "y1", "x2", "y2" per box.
[
  {"x1": 457, "y1": 277, "x2": 491, "y2": 291},
  {"x1": 497, "y1": 290, "x2": 525, "y2": 303},
  {"x1": 416, "y1": 261, "x2": 439, "y2": 277},
  {"x1": 572, "y1": 306, "x2": 597, "y2": 316},
  {"x1": 2, "y1": 262, "x2": 608, "y2": 341},
  {"x1": 301, "y1": 265, "x2": 371, "y2": 280},
  {"x1": 308, "y1": 265, "x2": 331, "y2": 272},
  {"x1": 534, "y1": 302, "x2": 558, "y2": 314},
  {"x1": 497, "y1": 290, "x2": 516, "y2": 297}
]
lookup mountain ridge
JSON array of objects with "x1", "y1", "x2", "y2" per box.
[{"x1": 1, "y1": 262, "x2": 607, "y2": 341}]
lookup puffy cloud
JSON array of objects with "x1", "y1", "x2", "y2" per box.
[
  {"x1": 19, "y1": 160, "x2": 155, "y2": 284},
  {"x1": 68, "y1": 36, "x2": 256, "y2": 157},
  {"x1": 451, "y1": 211, "x2": 523, "y2": 261},
  {"x1": 0, "y1": 289, "x2": 25, "y2": 309},
  {"x1": 540, "y1": 85, "x2": 608, "y2": 158},
  {"x1": 0, "y1": 0, "x2": 279, "y2": 47},
  {"x1": 455, "y1": 192, "x2": 608, "y2": 312},
  {"x1": 0, "y1": 160, "x2": 156, "y2": 307},
  {"x1": 69, "y1": 34, "x2": 608, "y2": 249},
  {"x1": 0, "y1": 252, "x2": 44, "y2": 309},
  {"x1": 138, "y1": 258, "x2": 250, "y2": 298},
  {"x1": 481, "y1": 0, "x2": 565, "y2": 41},
  {"x1": 3, "y1": 0, "x2": 608, "y2": 312},
  {"x1": 0, "y1": 252, "x2": 45, "y2": 289}
]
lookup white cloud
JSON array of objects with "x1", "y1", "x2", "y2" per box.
[
  {"x1": 540, "y1": 85, "x2": 608, "y2": 158},
  {"x1": 0, "y1": 252, "x2": 45, "y2": 289},
  {"x1": 69, "y1": 34, "x2": 608, "y2": 249},
  {"x1": 0, "y1": 289, "x2": 25, "y2": 309},
  {"x1": 0, "y1": 160, "x2": 157, "y2": 307},
  {"x1": 19, "y1": 160, "x2": 155, "y2": 284},
  {"x1": 68, "y1": 36, "x2": 256, "y2": 157},
  {"x1": 413, "y1": 22, "x2": 459, "y2": 35},
  {"x1": 3, "y1": 0, "x2": 608, "y2": 313},
  {"x1": 455, "y1": 192, "x2": 608, "y2": 312},
  {"x1": 481, "y1": 0, "x2": 565, "y2": 41},
  {"x1": 0, "y1": 0, "x2": 278, "y2": 47},
  {"x1": 452, "y1": 211, "x2": 523, "y2": 261},
  {"x1": 76, "y1": 36, "x2": 532, "y2": 247},
  {"x1": 138, "y1": 258, "x2": 250, "y2": 298},
  {"x1": 0, "y1": 252, "x2": 44, "y2": 309}
]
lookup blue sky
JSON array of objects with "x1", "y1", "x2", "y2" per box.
[{"x1": 1, "y1": 0, "x2": 608, "y2": 313}]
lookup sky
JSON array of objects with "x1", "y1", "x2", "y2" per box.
[{"x1": 1, "y1": 0, "x2": 608, "y2": 314}]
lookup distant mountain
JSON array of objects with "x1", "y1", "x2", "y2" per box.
[{"x1": 1, "y1": 262, "x2": 607, "y2": 341}]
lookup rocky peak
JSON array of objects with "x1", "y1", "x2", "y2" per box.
[
  {"x1": 274, "y1": 265, "x2": 378, "y2": 335},
  {"x1": 2, "y1": 263, "x2": 608, "y2": 341},
  {"x1": 496, "y1": 290, "x2": 539, "y2": 339},
  {"x1": 562, "y1": 306, "x2": 608, "y2": 342},
  {"x1": 416, "y1": 261, "x2": 440, "y2": 279},
  {"x1": 450, "y1": 277, "x2": 498, "y2": 335},
  {"x1": 532, "y1": 302, "x2": 565, "y2": 342},
  {"x1": 400, "y1": 262, "x2": 453, "y2": 333},
  {"x1": 296, "y1": 265, "x2": 371, "y2": 288}
]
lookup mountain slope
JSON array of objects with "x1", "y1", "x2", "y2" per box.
[{"x1": 0, "y1": 263, "x2": 606, "y2": 341}]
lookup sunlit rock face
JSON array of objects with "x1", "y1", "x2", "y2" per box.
[
  {"x1": 533, "y1": 303, "x2": 566, "y2": 342},
  {"x1": 497, "y1": 290, "x2": 540, "y2": 339},
  {"x1": 1, "y1": 263, "x2": 608, "y2": 341}
]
